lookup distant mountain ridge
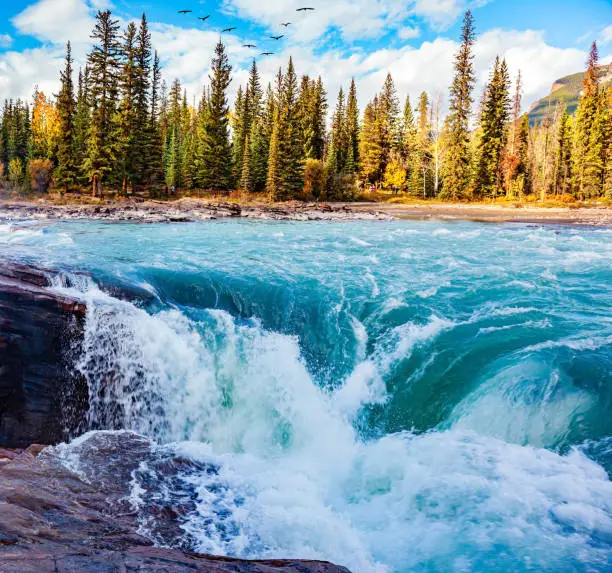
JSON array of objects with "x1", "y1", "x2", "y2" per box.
[{"x1": 528, "y1": 63, "x2": 612, "y2": 125}]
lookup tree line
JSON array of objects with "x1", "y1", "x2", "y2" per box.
[{"x1": 0, "y1": 9, "x2": 610, "y2": 201}]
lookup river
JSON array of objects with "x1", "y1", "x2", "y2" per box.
[{"x1": 1, "y1": 218, "x2": 611, "y2": 572}]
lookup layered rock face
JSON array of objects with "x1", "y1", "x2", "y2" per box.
[
  {"x1": 0, "y1": 432, "x2": 350, "y2": 573},
  {"x1": 0, "y1": 262, "x2": 88, "y2": 448}
]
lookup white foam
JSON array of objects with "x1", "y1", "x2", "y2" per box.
[{"x1": 350, "y1": 236, "x2": 372, "y2": 247}]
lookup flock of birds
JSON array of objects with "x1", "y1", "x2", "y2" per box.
[{"x1": 177, "y1": 7, "x2": 316, "y2": 56}]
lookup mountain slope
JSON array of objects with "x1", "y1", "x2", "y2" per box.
[{"x1": 528, "y1": 63, "x2": 612, "y2": 125}]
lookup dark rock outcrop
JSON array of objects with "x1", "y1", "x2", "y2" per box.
[
  {"x1": 0, "y1": 432, "x2": 351, "y2": 573},
  {"x1": 0, "y1": 262, "x2": 88, "y2": 448}
]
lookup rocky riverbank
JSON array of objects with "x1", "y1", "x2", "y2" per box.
[
  {"x1": 0, "y1": 432, "x2": 350, "y2": 573},
  {"x1": 346, "y1": 201, "x2": 612, "y2": 226},
  {"x1": 2, "y1": 197, "x2": 612, "y2": 225},
  {"x1": 0, "y1": 198, "x2": 392, "y2": 223}
]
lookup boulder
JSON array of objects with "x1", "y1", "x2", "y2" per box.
[
  {"x1": 0, "y1": 431, "x2": 351, "y2": 573},
  {"x1": 0, "y1": 261, "x2": 88, "y2": 448}
]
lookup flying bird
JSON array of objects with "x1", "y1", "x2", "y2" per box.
[
  {"x1": 177, "y1": 10, "x2": 192, "y2": 14},
  {"x1": 270, "y1": 35, "x2": 284, "y2": 40},
  {"x1": 243, "y1": 43, "x2": 257, "y2": 48},
  {"x1": 281, "y1": 22, "x2": 292, "y2": 27},
  {"x1": 260, "y1": 52, "x2": 275, "y2": 56},
  {"x1": 198, "y1": 15, "x2": 211, "y2": 21},
  {"x1": 296, "y1": 7, "x2": 315, "y2": 11},
  {"x1": 222, "y1": 27, "x2": 237, "y2": 32}
]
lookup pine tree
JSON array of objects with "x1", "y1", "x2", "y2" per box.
[
  {"x1": 553, "y1": 107, "x2": 572, "y2": 195},
  {"x1": 604, "y1": 87, "x2": 612, "y2": 199},
  {"x1": 54, "y1": 42, "x2": 76, "y2": 191},
  {"x1": 199, "y1": 40, "x2": 232, "y2": 189},
  {"x1": 502, "y1": 70, "x2": 523, "y2": 195},
  {"x1": 147, "y1": 51, "x2": 164, "y2": 189},
  {"x1": 379, "y1": 73, "x2": 401, "y2": 171},
  {"x1": 515, "y1": 114, "x2": 530, "y2": 197},
  {"x1": 240, "y1": 133, "x2": 252, "y2": 193},
  {"x1": 266, "y1": 107, "x2": 282, "y2": 200},
  {"x1": 299, "y1": 76, "x2": 327, "y2": 161},
  {"x1": 410, "y1": 92, "x2": 432, "y2": 197},
  {"x1": 582, "y1": 89, "x2": 608, "y2": 197},
  {"x1": 277, "y1": 57, "x2": 303, "y2": 198},
  {"x1": 165, "y1": 79, "x2": 183, "y2": 188},
  {"x1": 232, "y1": 85, "x2": 246, "y2": 182},
  {"x1": 476, "y1": 56, "x2": 511, "y2": 197},
  {"x1": 117, "y1": 22, "x2": 138, "y2": 194},
  {"x1": 359, "y1": 97, "x2": 384, "y2": 185},
  {"x1": 74, "y1": 67, "x2": 91, "y2": 185},
  {"x1": 443, "y1": 10, "x2": 476, "y2": 199},
  {"x1": 193, "y1": 90, "x2": 210, "y2": 189},
  {"x1": 84, "y1": 9, "x2": 121, "y2": 196},
  {"x1": 346, "y1": 79, "x2": 360, "y2": 173},
  {"x1": 573, "y1": 42, "x2": 605, "y2": 198},
  {"x1": 400, "y1": 96, "x2": 417, "y2": 161},
  {"x1": 133, "y1": 13, "x2": 152, "y2": 186},
  {"x1": 327, "y1": 87, "x2": 347, "y2": 174},
  {"x1": 182, "y1": 92, "x2": 196, "y2": 190},
  {"x1": 249, "y1": 83, "x2": 273, "y2": 191}
]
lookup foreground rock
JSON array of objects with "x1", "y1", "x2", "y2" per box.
[
  {"x1": 0, "y1": 198, "x2": 392, "y2": 223},
  {"x1": 0, "y1": 432, "x2": 350, "y2": 573},
  {"x1": 0, "y1": 262, "x2": 88, "y2": 448}
]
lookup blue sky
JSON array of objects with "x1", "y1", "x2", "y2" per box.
[{"x1": 0, "y1": 0, "x2": 610, "y2": 113}]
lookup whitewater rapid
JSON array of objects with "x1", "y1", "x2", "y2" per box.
[{"x1": 2, "y1": 218, "x2": 612, "y2": 572}]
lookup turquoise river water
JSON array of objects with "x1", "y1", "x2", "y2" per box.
[{"x1": 1, "y1": 218, "x2": 611, "y2": 572}]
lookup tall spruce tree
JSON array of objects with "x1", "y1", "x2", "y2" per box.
[
  {"x1": 54, "y1": 42, "x2": 77, "y2": 191},
  {"x1": 249, "y1": 83, "x2": 274, "y2": 191},
  {"x1": 554, "y1": 107, "x2": 572, "y2": 195},
  {"x1": 359, "y1": 97, "x2": 384, "y2": 185},
  {"x1": 117, "y1": 22, "x2": 138, "y2": 194},
  {"x1": 277, "y1": 57, "x2": 303, "y2": 197},
  {"x1": 410, "y1": 92, "x2": 432, "y2": 197},
  {"x1": 199, "y1": 40, "x2": 232, "y2": 189},
  {"x1": 232, "y1": 85, "x2": 246, "y2": 182},
  {"x1": 73, "y1": 67, "x2": 91, "y2": 185},
  {"x1": 299, "y1": 76, "x2": 326, "y2": 161},
  {"x1": 266, "y1": 107, "x2": 282, "y2": 199},
  {"x1": 327, "y1": 87, "x2": 348, "y2": 174},
  {"x1": 443, "y1": 10, "x2": 476, "y2": 199},
  {"x1": 147, "y1": 51, "x2": 164, "y2": 189},
  {"x1": 346, "y1": 79, "x2": 360, "y2": 173},
  {"x1": 379, "y1": 73, "x2": 401, "y2": 172},
  {"x1": 476, "y1": 57, "x2": 511, "y2": 197},
  {"x1": 133, "y1": 14, "x2": 152, "y2": 186},
  {"x1": 84, "y1": 9, "x2": 121, "y2": 196},
  {"x1": 573, "y1": 42, "x2": 606, "y2": 198}
]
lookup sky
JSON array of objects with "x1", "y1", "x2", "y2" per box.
[{"x1": 0, "y1": 0, "x2": 610, "y2": 115}]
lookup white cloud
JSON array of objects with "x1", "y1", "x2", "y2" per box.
[
  {"x1": 0, "y1": 34, "x2": 13, "y2": 48},
  {"x1": 222, "y1": 0, "x2": 488, "y2": 42},
  {"x1": 222, "y1": 0, "x2": 412, "y2": 42},
  {"x1": 12, "y1": 0, "x2": 96, "y2": 46},
  {"x1": 398, "y1": 26, "x2": 421, "y2": 40},
  {"x1": 0, "y1": 0, "x2": 596, "y2": 122},
  {"x1": 231, "y1": 29, "x2": 587, "y2": 117},
  {"x1": 0, "y1": 46, "x2": 64, "y2": 101},
  {"x1": 475, "y1": 29, "x2": 586, "y2": 110},
  {"x1": 600, "y1": 25, "x2": 612, "y2": 46}
]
